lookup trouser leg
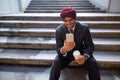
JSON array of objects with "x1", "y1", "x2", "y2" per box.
[
  {"x1": 83, "y1": 56, "x2": 101, "y2": 80},
  {"x1": 49, "y1": 55, "x2": 72, "y2": 80},
  {"x1": 49, "y1": 56, "x2": 61, "y2": 80}
]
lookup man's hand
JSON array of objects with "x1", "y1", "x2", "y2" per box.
[
  {"x1": 61, "y1": 40, "x2": 75, "y2": 56},
  {"x1": 75, "y1": 55, "x2": 86, "y2": 65},
  {"x1": 64, "y1": 39, "x2": 75, "y2": 51}
]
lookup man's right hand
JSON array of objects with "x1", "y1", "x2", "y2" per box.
[
  {"x1": 61, "y1": 40, "x2": 75, "y2": 56},
  {"x1": 63, "y1": 39, "x2": 75, "y2": 51}
]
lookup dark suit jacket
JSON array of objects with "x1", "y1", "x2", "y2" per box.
[{"x1": 55, "y1": 22, "x2": 94, "y2": 59}]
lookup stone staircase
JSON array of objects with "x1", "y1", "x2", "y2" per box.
[
  {"x1": 0, "y1": 13, "x2": 120, "y2": 69},
  {"x1": 24, "y1": 0, "x2": 106, "y2": 13}
]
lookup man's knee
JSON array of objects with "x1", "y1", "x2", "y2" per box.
[
  {"x1": 87, "y1": 57, "x2": 99, "y2": 69},
  {"x1": 52, "y1": 56, "x2": 62, "y2": 69}
]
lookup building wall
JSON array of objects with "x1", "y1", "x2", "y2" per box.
[
  {"x1": 0, "y1": 0, "x2": 31, "y2": 14},
  {"x1": 89, "y1": 0, "x2": 109, "y2": 11},
  {"x1": 109, "y1": 0, "x2": 120, "y2": 13},
  {"x1": 89, "y1": 0, "x2": 120, "y2": 13},
  {"x1": 19, "y1": 0, "x2": 32, "y2": 12},
  {"x1": 0, "y1": 0, "x2": 20, "y2": 14}
]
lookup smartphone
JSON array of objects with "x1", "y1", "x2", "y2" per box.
[{"x1": 66, "y1": 33, "x2": 74, "y2": 42}]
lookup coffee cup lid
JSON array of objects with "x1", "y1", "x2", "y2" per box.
[{"x1": 73, "y1": 50, "x2": 80, "y2": 56}]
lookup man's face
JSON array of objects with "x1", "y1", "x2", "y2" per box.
[{"x1": 63, "y1": 17, "x2": 75, "y2": 29}]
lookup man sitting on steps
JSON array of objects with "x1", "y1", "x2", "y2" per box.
[{"x1": 49, "y1": 6, "x2": 101, "y2": 80}]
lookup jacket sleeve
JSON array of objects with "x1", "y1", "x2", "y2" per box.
[
  {"x1": 83, "y1": 26, "x2": 94, "y2": 56},
  {"x1": 55, "y1": 28, "x2": 64, "y2": 57}
]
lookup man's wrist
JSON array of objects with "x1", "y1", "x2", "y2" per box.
[
  {"x1": 83, "y1": 54, "x2": 90, "y2": 60},
  {"x1": 61, "y1": 47, "x2": 67, "y2": 56}
]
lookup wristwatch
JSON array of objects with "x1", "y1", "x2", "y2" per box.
[{"x1": 84, "y1": 54, "x2": 90, "y2": 60}]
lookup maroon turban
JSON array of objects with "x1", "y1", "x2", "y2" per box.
[{"x1": 60, "y1": 6, "x2": 76, "y2": 20}]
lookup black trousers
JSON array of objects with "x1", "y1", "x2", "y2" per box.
[{"x1": 49, "y1": 55, "x2": 101, "y2": 80}]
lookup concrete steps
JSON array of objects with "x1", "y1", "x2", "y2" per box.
[
  {"x1": 0, "y1": 13, "x2": 120, "y2": 69},
  {"x1": 0, "y1": 49, "x2": 120, "y2": 69},
  {"x1": 29, "y1": 2, "x2": 92, "y2": 5},
  {"x1": 0, "y1": 37, "x2": 119, "y2": 52},
  {"x1": 28, "y1": 5, "x2": 95, "y2": 7},
  {"x1": 0, "y1": 27, "x2": 119, "y2": 38},
  {"x1": 26, "y1": 7, "x2": 99, "y2": 10},
  {"x1": 0, "y1": 21, "x2": 120, "y2": 29},
  {"x1": 0, "y1": 13, "x2": 120, "y2": 21},
  {"x1": 0, "y1": 65, "x2": 119, "y2": 80},
  {"x1": 24, "y1": 9, "x2": 105, "y2": 13},
  {"x1": 24, "y1": 0, "x2": 105, "y2": 13}
]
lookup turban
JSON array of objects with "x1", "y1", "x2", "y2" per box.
[{"x1": 60, "y1": 6, "x2": 76, "y2": 20}]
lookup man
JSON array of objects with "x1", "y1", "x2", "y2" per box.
[{"x1": 49, "y1": 6, "x2": 101, "y2": 80}]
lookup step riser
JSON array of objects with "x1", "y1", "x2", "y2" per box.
[
  {"x1": 0, "y1": 32, "x2": 119, "y2": 38},
  {"x1": 28, "y1": 5, "x2": 95, "y2": 7},
  {"x1": 0, "y1": 43, "x2": 55, "y2": 50},
  {"x1": 92, "y1": 33, "x2": 120, "y2": 38},
  {"x1": 0, "y1": 43, "x2": 119, "y2": 52},
  {"x1": 24, "y1": 10, "x2": 105, "y2": 13},
  {"x1": 26, "y1": 8, "x2": 99, "y2": 10},
  {"x1": 27, "y1": 6, "x2": 95, "y2": 8},
  {"x1": 32, "y1": 0, "x2": 88, "y2": 1},
  {"x1": 0, "y1": 23, "x2": 120, "y2": 29},
  {"x1": 0, "y1": 32, "x2": 55, "y2": 37},
  {"x1": 30, "y1": 1, "x2": 91, "y2": 3},
  {"x1": 0, "y1": 58, "x2": 119, "y2": 69},
  {"x1": 29, "y1": 3, "x2": 92, "y2": 5},
  {"x1": 95, "y1": 45, "x2": 120, "y2": 52},
  {"x1": 30, "y1": 1, "x2": 90, "y2": 2},
  {"x1": 1, "y1": 17, "x2": 120, "y2": 21},
  {"x1": 31, "y1": 1, "x2": 90, "y2": 3}
]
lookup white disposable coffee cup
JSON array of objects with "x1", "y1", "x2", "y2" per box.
[
  {"x1": 66, "y1": 33, "x2": 74, "y2": 42},
  {"x1": 73, "y1": 50, "x2": 80, "y2": 59}
]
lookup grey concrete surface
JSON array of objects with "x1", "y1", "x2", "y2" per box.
[{"x1": 0, "y1": 65, "x2": 120, "y2": 80}]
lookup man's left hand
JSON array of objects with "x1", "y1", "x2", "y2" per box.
[{"x1": 75, "y1": 55, "x2": 86, "y2": 65}]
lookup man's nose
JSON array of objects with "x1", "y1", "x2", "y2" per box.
[{"x1": 66, "y1": 21, "x2": 71, "y2": 25}]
